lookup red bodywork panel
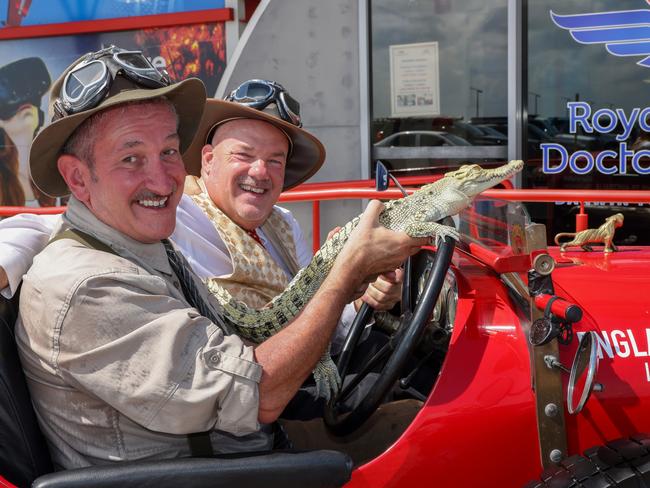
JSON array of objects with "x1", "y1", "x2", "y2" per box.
[
  {"x1": 0, "y1": 476, "x2": 14, "y2": 488},
  {"x1": 347, "y1": 247, "x2": 650, "y2": 487},
  {"x1": 349, "y1": 252, "x2": 540, "y2": 487},
  {"x1": 551, "y1": 248, "x2": 650, "y2": 456}
]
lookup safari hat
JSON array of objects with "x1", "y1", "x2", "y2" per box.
[
  {"x1": 183, "y1": 95, "x2": 325, "y2": 191},
  {"x1": 30, "y1": 50, "x2": 206, "y2": 197}
]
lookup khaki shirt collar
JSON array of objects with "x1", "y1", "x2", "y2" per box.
[{"x1": 62, "y1": 197, "x2": 173, "y2": 276}]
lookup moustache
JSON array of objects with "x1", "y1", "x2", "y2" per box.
[
  {"x1": 133, "y1": 183, "x2": 177, "y2": 201},
  {"x1": 236, "y1": 177, "x2": 272, "y2": 190}
]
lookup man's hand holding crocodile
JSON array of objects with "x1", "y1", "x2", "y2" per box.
[
  {"x1": 326, "y1": 225, "x2": 404, "y2": 311},
  {"x1": 357, "y1": 268, "x2": 404, "y2": 311},
  {"x1": 254, "y1": 199, "x2": 427, "y2": 422}
]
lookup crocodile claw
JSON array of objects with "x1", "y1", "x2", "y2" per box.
[
  {"x1": 312, "y1": 355, "x2": 342, "y2": 401},
  {"x1": 433, "y1": 225, "x2": 460, "y2": 245}
]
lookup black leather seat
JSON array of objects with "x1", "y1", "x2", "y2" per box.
[
  {"x1": 0, "y1": 296, "x2": 352, "y2": 488},
  {"x1": 0, "y1": 293, "x2": 53, "y2": 486}
]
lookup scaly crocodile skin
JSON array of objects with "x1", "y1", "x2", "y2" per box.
[{"x1": 208, "y1": 160, "x2": 525, "y2": 399}]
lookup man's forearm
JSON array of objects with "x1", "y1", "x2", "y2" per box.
[{"x1": 254, "y1": 258, "x2": 360, "y2": 423}]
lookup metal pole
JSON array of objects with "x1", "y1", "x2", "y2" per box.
[{"x1": 508, "y1": 0, "x2": 528, "y2": 188}]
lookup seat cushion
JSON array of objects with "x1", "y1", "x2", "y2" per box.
[{"x1": 0, "y1": 295, "x2": 53, "y2": 486}]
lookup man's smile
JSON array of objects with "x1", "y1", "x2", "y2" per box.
[
  {"x1": 239, "y1": 183, "x2": 267, "y2": 194},
  {"x1": 134, "y1": 192, "x2": 173, "y2": 209}
]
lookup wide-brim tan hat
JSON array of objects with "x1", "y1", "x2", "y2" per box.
[
  {"x1": 30, "y1": 63, "x2": 206, "y2": 197},
  {"x1": 183, "y1": 99, "x2": 325, "y2": 190}
]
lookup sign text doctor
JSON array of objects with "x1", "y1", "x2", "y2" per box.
[{"x1": 543, "y1": 102, "x2": 650, "y2": 175}]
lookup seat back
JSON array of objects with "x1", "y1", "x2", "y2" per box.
[{"x1": 0, "y1": 295, "x2": 53, "y2": 486}]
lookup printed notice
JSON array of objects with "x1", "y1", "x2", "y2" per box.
[{"x1": 389, "y1": 41, "x2": 440, "y2": 117}]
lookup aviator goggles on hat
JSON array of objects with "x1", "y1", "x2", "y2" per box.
[
  {"x1": 225, "y1": 79, "x2": 302, "y2": 128},
  {"x1": 52, "y1": 45, "x2": 171, "y2": 120}
]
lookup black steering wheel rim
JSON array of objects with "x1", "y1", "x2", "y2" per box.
[{"x1": 323, "y1": 237, "x2": 456, "y2": 436}]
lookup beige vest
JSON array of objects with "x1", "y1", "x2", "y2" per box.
[{"x1": 185, "y1": 176, "x2": 300, "y2": 308}]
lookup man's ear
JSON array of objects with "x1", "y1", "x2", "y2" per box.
[
  {"x1": 57, "y1": 154, "x2": 92, "y2": 203},
  {"x1": 201, "y1": 144, "x2": 215, "y2": 176}
]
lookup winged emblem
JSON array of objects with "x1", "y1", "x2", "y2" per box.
[{"x1": 550, "y1": 9, "x2": 650, "y2": 67}]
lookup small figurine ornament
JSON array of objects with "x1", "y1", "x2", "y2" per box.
[{"x1": 554, "y1": 213, "x2": 624, "y2": 253}]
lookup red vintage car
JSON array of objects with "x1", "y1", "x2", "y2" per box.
[{"x1": 1, "y1": 189, "x2": 649, "y2": 487}]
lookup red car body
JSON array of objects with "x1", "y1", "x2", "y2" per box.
[{"x1": 348, "y1": 245, "x2": 650, "y2": 487}]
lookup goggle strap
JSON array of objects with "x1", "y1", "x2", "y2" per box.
[{"x1": 276, "y1": 93, "x2": 301, "y2": 127}]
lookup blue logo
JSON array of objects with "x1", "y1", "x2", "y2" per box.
[{"x1": 551, "y1": 9, "x2": 650, "y2": 67}]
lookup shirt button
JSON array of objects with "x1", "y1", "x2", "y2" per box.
[
  {"x1": 210, "y1": 353, "x2": 220, "y2": 363},
  {"x1": 173, "y1": 281, "x2": 181, "y2": 289}
]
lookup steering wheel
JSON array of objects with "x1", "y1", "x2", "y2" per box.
[{"x1": 323, "y1": 237, "x2": 456, "y2": 436}]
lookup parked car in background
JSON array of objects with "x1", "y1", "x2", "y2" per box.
[
  {"x1": 529, "y1": 116, "x2": 596, "y2": 151},
  {"x1": 475, "y1": 123, "x2": 508, "y2": 139},
  {"x1": 373, "y1": 130, "x2": 478, "y2": 176},
  {"x1": 374, "y1": 130, "x2": 471, "y2": 148},
  {"x1": 432, "y1": 119, "x2": 507, "y2": 146}
]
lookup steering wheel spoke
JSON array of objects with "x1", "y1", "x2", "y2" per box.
[
  {"x1": 336, "y1": 341, "x2": 393, "y2": 402},
  {"x1": 324, "y1": 238, "x2": 456, "y2": 436}
]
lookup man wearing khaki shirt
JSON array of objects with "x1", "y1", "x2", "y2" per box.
[{"x1": 16, "y1": 46, "x2": 426, "y2": 469}]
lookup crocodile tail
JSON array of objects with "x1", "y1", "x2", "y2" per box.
[{"x1": 554, "y1": 232, "x2": 575, "y2": 245}]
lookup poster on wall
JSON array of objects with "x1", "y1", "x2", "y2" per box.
[
  {"x1": 389, "y1": 41, "x2": 440, "y2": 118},
  {"x1": 2, "y1": 1, "x2": 226, "y2": 27},
  {"x1": 0, "y1": 22, "x2": 226, "y2": 208}
]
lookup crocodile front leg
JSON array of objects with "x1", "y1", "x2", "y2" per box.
[{"x1": 404, "y1": 221, "x2": 460, "y2": 244}]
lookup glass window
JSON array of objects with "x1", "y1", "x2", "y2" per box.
[
  {"x1": 370, "y1": 0, "x2": 508, "y2": 177},
  {"x1": 528, "y1": 0, "x2": 650, "y2": 244}
]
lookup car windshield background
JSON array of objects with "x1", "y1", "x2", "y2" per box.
[
  {"x1": 458, "y1": 199, "x2": 532, "y2": 257},
  {"x1": 528, "y1": 0, "x2": 650, "y2": 245},
  {"x1": 370, "y1": 0, "x2": 508, "y2": 177}
]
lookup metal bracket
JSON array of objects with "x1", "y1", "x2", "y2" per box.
[
  {"x1": 524, "y1": 223, "x2": 568, "y2": 467},
  {"x1": 530, "y1": 288, "x2": 568, "y2": 466}
]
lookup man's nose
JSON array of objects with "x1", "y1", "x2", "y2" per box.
[
  {"x1": 249, "y1": 158, "x2": 270, "y2": 178},
  {"x1": 146, "y1": 157, "x2": 182, "y2": 193}
]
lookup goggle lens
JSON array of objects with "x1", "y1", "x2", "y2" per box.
[
  {"x1": 65, "y1": 62, "x2": 106, "y2": 99},
  {"x1": 237, "y1": 82, "x2": 273, "y2": 101},
  {"x1": 115, "y1": 52, "x2": 152, "y2": 70}
]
